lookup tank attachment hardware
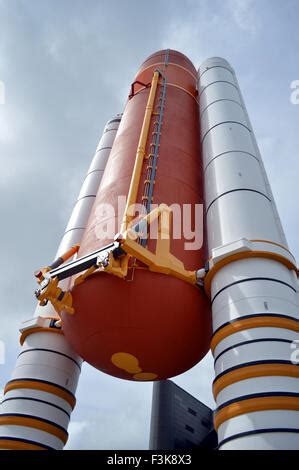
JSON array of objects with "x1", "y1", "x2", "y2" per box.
[
  {"x1": 34, "y1": 244, "x2": 80, "y2": 283},
  {"x1": 195, "y1": 268, "x2": 207, "y2": 287},
  {"x1": 35, "y1": 276, "x2": 74, "y2": 315},
  {"x1": 34, "y1": 244, "x2": 80, "y2": 317},
  {"x1": 114, "y1": 204, "x2": 200, "y2": 286},
  {"x1": 33, "y1": 204, "x2": 206, "y2": 315},
  {"x1": 19, "y1": 316, "x2": 63, "y2": 345},
  {"x1": 33, "y1": 242, "x2": 127, "y2": 315}
]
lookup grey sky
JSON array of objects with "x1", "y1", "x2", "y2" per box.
[{"x1": 0, "y1": 0, "x2": 298, "y2": 449}]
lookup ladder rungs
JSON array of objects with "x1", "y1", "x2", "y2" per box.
[{"x1": 140, "y1": 80, "x2": 166, "y2": 226}]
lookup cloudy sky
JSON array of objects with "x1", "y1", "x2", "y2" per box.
[{"x1": 0, "y1": 0, "x2": 298, "y2": 450}]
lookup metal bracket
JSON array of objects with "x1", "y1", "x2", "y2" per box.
[
  {"x1": 35, "y1": 276, "x2": 74, "y2": 315},
  {"x1": 129, "y1": 80, "x2": 151, "y2": 99},
  {"x1": 114, "y1": 204, "x2": 198, "y2": 285}
]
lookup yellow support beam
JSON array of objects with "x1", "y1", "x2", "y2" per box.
[
  {"x1": 120, "y1": 70, "x2": 160, "y2": 234},
  {"x1": 117, "y1": 204, "x2": 197, "y2": 285}
]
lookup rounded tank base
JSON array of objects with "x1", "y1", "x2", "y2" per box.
[{"x1": 62, "y1": 270, "x2": 211, "y2": 381}]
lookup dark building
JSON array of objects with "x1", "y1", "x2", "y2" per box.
[{"x1": 149, "y1": 380, "x2": 217, "y2": 450}]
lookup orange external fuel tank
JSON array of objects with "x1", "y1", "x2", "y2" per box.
[{"x1": 61, "y1": 50, "x2": 212, "y2": 381}]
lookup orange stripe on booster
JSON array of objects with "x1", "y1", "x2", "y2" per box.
[
  {"x1": 213, "y1": 363, "x2": 299, "y2": 399},
  {"x1": 0, "y1": 416, "x2": 68, "y2": 444},
  {"x1": 20, "y1": 327, "x2": 64, "y2": 346},
  {"x1": 4, "y1": 379, "x2": 76, "y2": 409},
  {"x1": 211, "y1": 316, "x2": 299, "y2": 353},
  {"x1": 204, "y1": 250, "x2": 297, "y2": 296},
  {"x1": 214, "y1": 396, "x2": 299, "y2": 430},
  {"x1": 0, "y1": 439, "x2": 48, "y2": 450}
]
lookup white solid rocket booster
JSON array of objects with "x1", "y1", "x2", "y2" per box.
[
  {"x1": 198, "y1": 57, "x2": 299, "y2": 450},
  {"x1": 0, "y1": 116, "x2": 121, "y2": 450}
]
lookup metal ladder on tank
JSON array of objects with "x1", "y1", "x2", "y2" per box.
[{"x1": 139, "y1": 73, "x2": 167, "y2": 247}]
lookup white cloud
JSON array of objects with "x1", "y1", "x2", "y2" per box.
[
  {"x1": 65, "y1": 420, "x2": 89, "y2": 449},
  {"x1": 227, "y1": 0, "x2": 261, "y2": 35},
  {"x1": 0, "y1": 111, "x2": 15, "y2": 143},
  {"x1": 173, "y1": 351, "x2": 216, "y2": 410},
  {"x1": 161, "y1": 0, "x2": 261, "y2": 67},
  {"x1": 47, "y1": 37, "x2": 64, "y2": 62},
  {"x1": 0, "y1": 80, "x2": 5, "y2": 105},
  {"x1": 161, "y1": 4, "x2": 221, "y2": 65}
]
